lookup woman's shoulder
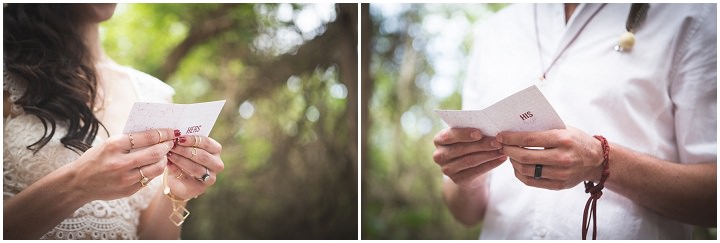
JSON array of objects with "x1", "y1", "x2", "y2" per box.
[{"x1": 121, "y1": 66, "x2": 175, "y2": 103}]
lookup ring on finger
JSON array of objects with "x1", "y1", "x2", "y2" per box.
[
  {"x1": 176, "y1": 170, "x2": 184, "y2": 179},
  {"x1": 138, "y1": 168, "x2": 149, "y2": 187},
  {"x1": 534, "y1": 164, "x2": 543, "y2": 180},
  {"x1": 189, "y1": 147, "x2": 197, "y2": 160},
  {"x1": 128, "y1": 133, "x2": 135, "y2": 150},
  {"x1": 154, "y1": 128, "x2": 163, "y2": 144},
  {"x1": 194, "y1": 135, "x2": 201, "y2": 148},
  {"x1": 196, "y1": 167, "x2": 210, "y2": 182}
]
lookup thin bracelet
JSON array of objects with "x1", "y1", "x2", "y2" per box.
[{"x1": 163, "y1": 167, "x2": 190, "y2": 226}]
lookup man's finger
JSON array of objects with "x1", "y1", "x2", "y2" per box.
[
  {"x1": 501, "y1": 146, "x2": 570, "y2": 167},
  {"x1": 441, "y1": 150, "x2": 506, "y2": 175},
  {"x1": 496, "y1": 129, "x2": 569, "y2": 148},
  {"x1": 434, "y1": 127, "x2": 485, "y2": 146}
]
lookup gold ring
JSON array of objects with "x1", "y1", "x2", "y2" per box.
[
  {"x1": 194, "y1": 135, "x2": 201, "y2": 148},
  {"x1": 155, "y1": 129, "x2": 163, "y2": 144},
  {"x1": 138, "y1": 168, "x2": 149, "y2": 187},
  {"x1": 176, "y1": 170, "x2": 184, "y2": 179},
  {"x1": 129, "y1": 133, "x2": 135, "y2": 150},
  {"x1": 190, "y1": 147, "x2": 197, "y2": 160}
]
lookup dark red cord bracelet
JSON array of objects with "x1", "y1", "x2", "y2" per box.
[{"x1": 582, "y1": 135, "x2": 610, "y2": 240}]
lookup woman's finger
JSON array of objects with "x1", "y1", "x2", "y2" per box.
[
  {"x1": 167, "y1": 151, "x2": 207, "y2": 178},
  {"x1": 138, "y1": 155, "x2": 168, "y2": 179},
  {"x1": 170, "y1": 145, "x2": 224, "y2": 172},
  {"x1": 107, "y1": 128, "x2": 178, "y2": 153},
  {"x1": 125, "y1": 155, "x2": 167, "y2": 187},
  {"x1": 167, "y1": 158, "x2": 217, "y2": 185},
  {"x1": 176, "y1": 135, "x2": 222, "y2": 154},
  {"x1": 124, "y1": 140, "x2": 175, "y2": 168}
]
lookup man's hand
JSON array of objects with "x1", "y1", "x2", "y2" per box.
[
  {"x1": 433, "y1": 128, "x2": 507, "y2": 189},
  {"x1": 496, "y1": 127, "x2": 604, "y2": 190}
]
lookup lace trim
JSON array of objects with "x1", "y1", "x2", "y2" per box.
[
  {"x1": 4, "y1": 113, "x2": 161, "y2": 240},
  {"x1": 3, "y1": 65, "x2": 27, "y2": 116},
  {"x1": 3, "y1": 65, "x2": 169, "y2": 240}
]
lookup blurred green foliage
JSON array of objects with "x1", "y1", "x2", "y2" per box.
[
  {"x1": 102, "y1": 3, "x2": 356, "y2": 239},
  {"x1": 362, "y1": 3, "x2": 507, "y2": 239}
]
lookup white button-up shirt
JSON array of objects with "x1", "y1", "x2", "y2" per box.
[{"x1": 462, "y1": 3, "x2": 716, "y2": 239}]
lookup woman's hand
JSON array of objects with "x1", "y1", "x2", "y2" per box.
[
  {"x1": 165, "y1": 134, "x2": 224, "y2": 199},
  {"x1": 432, "y1": 127, "x2": 507, "y2": 189},
  {"x1": 69, "y1": 128, "x2": 177, "y2": 201},
  {"x1": 496, "y1": 127, "x2": 604, "y2": 190}
]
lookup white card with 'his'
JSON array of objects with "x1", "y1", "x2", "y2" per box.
[{"x1": 435, "y1": 85, "x2": 565, "y2": 137}]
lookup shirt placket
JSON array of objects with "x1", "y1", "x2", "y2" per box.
[{"x1": 531, "y1": 191, "x2": 552, "y2": 239}]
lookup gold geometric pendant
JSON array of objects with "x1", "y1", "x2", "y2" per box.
[{"x1": 169, "y1": 206, "x2": 190, "y2": 226}]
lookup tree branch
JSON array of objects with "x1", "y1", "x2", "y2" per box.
[{"x1": 158, "y1": 3, "x2": 241, "y2": 80}]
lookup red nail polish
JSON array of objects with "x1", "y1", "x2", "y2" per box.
[
  {"x1": 174, "y1": 129, "x2": 181, "y2": 137},
  {"x1": 167, "y1": 159, "x2": 174, "y2": 166},
  {"x1": 172, "y1": 139, "x2": 178, "y2": 149},
  {"x1": 179, "y1": 136, "x2": 187, "y2": 143},
  {"x1": 167, "y1": 152, "x2": 173, "y2": 157}
]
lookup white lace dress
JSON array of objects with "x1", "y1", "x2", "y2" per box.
[{"x1": 3, "y1": 66, "x2": 175, "y2": 240}]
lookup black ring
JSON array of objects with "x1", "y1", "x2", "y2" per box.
[{"x1": 534, "y1": 164, "x2": 543, "y2": 180}]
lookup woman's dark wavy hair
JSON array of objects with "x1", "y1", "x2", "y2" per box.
[{"x1": 4, "y1": 3, "x2": 106, "y2": 154}]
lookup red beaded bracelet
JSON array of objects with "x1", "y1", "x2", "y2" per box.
[{"x1": 582, "y1": 135, "x2": 610, "y2": 240}]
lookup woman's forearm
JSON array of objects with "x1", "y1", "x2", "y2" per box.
[
  {"x1": 137, "y1": 189, "x2": 183, "y2": 239},
  {"x1": 3, "y1": 163, "x2": 92, "y2": 239}
]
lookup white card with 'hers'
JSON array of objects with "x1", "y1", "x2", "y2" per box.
[
  {"x1": 122, "y1": 100, "x2": 226, "y2": 137},
  {"x1": 435, "y1": 85, "x2": 565, "y2": 137}
]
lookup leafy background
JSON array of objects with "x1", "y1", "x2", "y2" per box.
[
  {"x1": 102, "y1": 3, "x2": 357, "y2": 239},
  {"x1": 361, "y1": 3, "x2": 507, "y2": 239}
]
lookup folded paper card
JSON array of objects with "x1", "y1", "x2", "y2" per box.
[
  {"x1": 435, "y1": 85, "x2": 565, "y2": 136},
  {"x1": 122, "y1": 100, "x2": 226, "y2": 137}
]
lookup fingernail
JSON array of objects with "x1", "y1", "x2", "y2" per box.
[
  {"x1": 172, "y1": 140, "x2": 177, "y2": 149},
  {"x1": 471, "y1": 131, "x2": 482, "y2": 139},
  {"x1": 167, "y1": 152, "x2": 173, "y2": 157},
  {"x1": 490, "y1": 140, "x2": 501, "y2": 148},
  {"x1": 179, "y1": 136, "x2": 187, "y2": 143},
  {"x1": 495, "y1": 135, "x2": 503, "y2": 143},
  {"x1": 174, "y1": 129, "x2": 181, "y2": 137}
]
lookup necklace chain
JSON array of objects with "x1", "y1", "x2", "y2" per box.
[{"x1": 534, "y1": 4, "x2": 606, "y2": 81}]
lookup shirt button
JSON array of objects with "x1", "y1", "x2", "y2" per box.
[{"x1": 537, "y1": 228, "x2": 548, "y2": 237}]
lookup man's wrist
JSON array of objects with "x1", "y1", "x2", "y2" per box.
[{"x1": 585, "y1": 137, "x2": 605, "y2": 182}]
